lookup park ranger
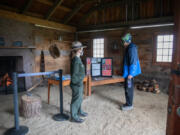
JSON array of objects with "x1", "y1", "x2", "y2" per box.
[{"x1": 70, "y1": 41, "x2": 88, "y2": 123}]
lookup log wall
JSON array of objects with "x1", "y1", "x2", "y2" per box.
[{"x1": 79, "y1": 26, "x2": 174, "y2": 93}]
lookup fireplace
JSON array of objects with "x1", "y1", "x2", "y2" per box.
[{"x1": 0, "y1": 56, "x2": 26, "y2": 94}]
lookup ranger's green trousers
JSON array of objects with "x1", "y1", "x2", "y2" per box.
[{"x1": 70, "y1": 83, "x2": 83, "y2": 119}]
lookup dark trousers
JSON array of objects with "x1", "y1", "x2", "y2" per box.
[
  {"x1": 124, "y1": 78, "x2": 134, "y2": 106},
  {"x1": 70, "y1": 83, "x2": 83, "y2": 119}
]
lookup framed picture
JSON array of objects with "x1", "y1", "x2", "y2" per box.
[
  {"x1": 86, "y1": 57, "x2": 91, "y2": 75},
  {"x1": 91, "y1": 58, "x2": 102, "y2": 77},
  {"x1": 91, "y1": 63, "x2": 101, "y2": 77},
  {"x1": 101, "y1": 58, "x2": 113, "y2": 77},
  {"x1": 86, "y1": 57, "x2": 113, "y2": 77}
]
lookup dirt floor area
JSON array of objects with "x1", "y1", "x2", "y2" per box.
[{"x1": 0, "y1": 84, "x2": 168, "y2": 135}]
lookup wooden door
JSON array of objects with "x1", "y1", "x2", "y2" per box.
[{"x1": 166, "y1": 0, "x2": 180, "y2": 135}]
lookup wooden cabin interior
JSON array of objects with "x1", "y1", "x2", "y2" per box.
[{"x1": 0, "y1": 0, "x2": 179, "y2": 135}]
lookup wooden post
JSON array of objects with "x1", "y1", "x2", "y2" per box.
[
  {"x1": 166, "y1": 0, "x2": 180, "y2": 134},
  {"x1": 48, "y1": 81, "x2": 51, "y2": 104},
  {"x1": 84, "y1": 78, "x2": 87, "y2": 96},
  {"x1": 88, "y1": 75, "x2": 92, "y2": 96}
]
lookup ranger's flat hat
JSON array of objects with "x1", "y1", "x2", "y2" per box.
[{"x1": 71, "y1": 41, "x2": 86, "y2": 51}]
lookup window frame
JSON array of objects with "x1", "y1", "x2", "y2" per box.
[
  {"x1": 153, "y1": 33, "x2": 174, "y2": 67},
  {"x1": 93, "y1": 38, "x2": 105, "y2": 58}
]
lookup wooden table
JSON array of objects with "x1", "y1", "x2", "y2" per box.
[
  {"x1": 48, "y1": 75, "x2": 124, "y2": 103},
  {"x1": 47, "y1": 76, "x2": 88, "y2": 104},
  {"x1": 88, "y1": 76, "x2": 125, "y2": 96}
]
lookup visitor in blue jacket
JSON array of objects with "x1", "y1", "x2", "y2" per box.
[{"x1": 121, "y1": 33, "x2": 141, "y2": 111}]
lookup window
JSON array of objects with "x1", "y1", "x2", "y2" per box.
[
  {"x1": 93, "y1": 38, "x2": 104, "y2": 58},
  {"x1": 156, "y1": 35, "x2": 173, "y2": 62}
]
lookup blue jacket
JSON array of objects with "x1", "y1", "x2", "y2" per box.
[{"x1": 123, "y1": 43, "x2": 141, "y2": 78}]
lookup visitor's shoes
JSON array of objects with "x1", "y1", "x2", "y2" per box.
[
  {"x1": 79, "y1": 111, "x2": 88, "y2": 117},
  {"x1": 121, "y1": 105, "x2": 133, "y2": 111},
  {"x1": 71, "y1": 117, "x2": 84, "y2": 123},
  {"x1": 122, "y1": 103, "x2": 128, "y2": 107}
]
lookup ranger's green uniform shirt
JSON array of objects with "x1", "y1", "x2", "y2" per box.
[{"x1": 70, "y1": 56, "x2": 85, "y2": 86}]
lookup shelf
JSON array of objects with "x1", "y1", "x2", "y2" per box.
[{"x1": 0, "y1": 46, "x2": 36, "y2": 49}]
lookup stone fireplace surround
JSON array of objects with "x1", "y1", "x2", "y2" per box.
[{"x1": 0, "y1": 48, "x2": 35, "y2": 90}]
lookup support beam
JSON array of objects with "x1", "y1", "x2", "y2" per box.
[
  {"x1": 160, "y1": 0, "x2": 163, "y2": 16},
  {"x1": 132, "y1": 0, "x2": 135, "y2": 20},
  {"x1": 80, "y1": 0, "x2": 125, "y2": 23},
  {"x1": 77, "y1": 16, "x2": 173, "y2": 33},
  {"x1": 63, "y1": 3, "x2": 85, "y2": 24},
  {"x1": 0, "y1": 4, "x2": 44, "y2": 18},
  {"x1": 63, "y1": 0, "x2": 95, "y2": 24},
  {"x1": 37, "y1": 0, "x2": 70, "y2": 12},
  {"x1": 20, "y1": 0, "x2": 33, "y2": 13},
  {"x1": 166, "y1": 0, "x2": 180, "y2": 134},
  {"x1": 45, "y1": 0, "x2": 63, "y2": 20},
  {"x1": 0, "y1": 9, "x2": 76, "y2": 32}
]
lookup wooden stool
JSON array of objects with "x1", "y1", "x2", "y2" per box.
[{"x1": 21, "y1": 94, "x2": 42, "y2": 118}]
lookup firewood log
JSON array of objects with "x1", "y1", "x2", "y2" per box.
[
  {"x1": 153, "y1": 88, "x2": 160, "y2": 94},
  {"x1": 152, "y1": 79, "x2": 157, "y2": 84},
  {"x1": 142, "y1": 86, "x2": 147, "y2": 91},
  {"x1": 148, "y1": 86, "x2": 154, "y2": 92},
  {"x1": 154, "y1": 84, "x2": 159, "y2": 89},
  {"x1": 21, "y1": 94, "x2": 42, "y2": 118}
]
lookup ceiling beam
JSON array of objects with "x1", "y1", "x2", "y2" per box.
[
  {"x1": 80, "y1": 0, "x2": 125, "y2": 23},
  {"x1": 63, "y1": 4, "x2": 85, "y2": 24},
  {"x1": 37, "y1": 0, "x2": 84, "y2": 17},
  {"x1": 0, "y1": 4, "x2": 44, "y2": 18},
  {"x1": 63, "y1": 0, "x2": 96, "y2": 24},
  {"x1": 37, "y1": 0, "x2": 70, "y2": 12},
  {"x1": 0, "y1": 9, "x2": 76, "y2": 33},
  {"x1": 77, "y1": 16, "x2": 174, "y2": 33},
  {"x1": 20, "y1": 0, "x2": 33, "y2": 13},
  {"x1": 45, "y1": 0, "x2": 63, "y2": 20}
]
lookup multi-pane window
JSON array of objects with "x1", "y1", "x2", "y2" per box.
[
  {"x1": 93, "y1": 38, "x2": 104, "y2": 58},
  {"x1": 156, "y1": 35, "x2": 173, "y2": 62}
]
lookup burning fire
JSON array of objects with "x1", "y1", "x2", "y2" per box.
[{"x1": 0, "y1": 73, "x2": 13, "y2": 87}]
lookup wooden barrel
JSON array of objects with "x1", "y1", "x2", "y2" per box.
[{"x1": 21, "y1": 94, "x2": 42, "y2": 118}]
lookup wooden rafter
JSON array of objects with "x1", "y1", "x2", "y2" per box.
[
  {"x1": 65, "y1": 0, "x2": 92, "y2": 24},
  {"x1": 0, "y1": 9, "x2": 76, "y2": 32},
  {"x1": 37, "y1": 0, "x2": 84, "y2": 16},
  {"x1": 20, "y1": 0, "x2": 33, "y2": 13},
  {"x1": 63, "y1": 4, "x2": 85, "y2": 24},
  {"x1": 63, "y1": 0, "x2": 96, "y2": 24},
  {"x1": 80, "y1": 0, "x2": 125, "y2": 23},
  {"x1": 37, "y1": 0, "x2": 70, "y2": 12},
  {"x1": 78, "y1": 16, "x2": 174, "y2": 32},
  {"x1": 0, "y1": 4, "x2": 44, "y2": 18},
  {"x1": 45, "y1": 0, "x2": 63, "y2": 20}
]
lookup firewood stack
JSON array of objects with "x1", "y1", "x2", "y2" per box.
[{"x1": 136, "y1": 79, "x2": 160, "y2": 94}]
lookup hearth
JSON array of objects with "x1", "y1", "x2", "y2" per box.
[{"x1": 0, "y1": 56, "x2": 26, "y2": 94}]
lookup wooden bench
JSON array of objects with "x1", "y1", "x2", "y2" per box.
[
  {"x1": 88, "y1": 76, "x2": 125, "y2": 96},
  {"x1": 47, "y1": 76, "x2": 88, "y2": 104}
]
